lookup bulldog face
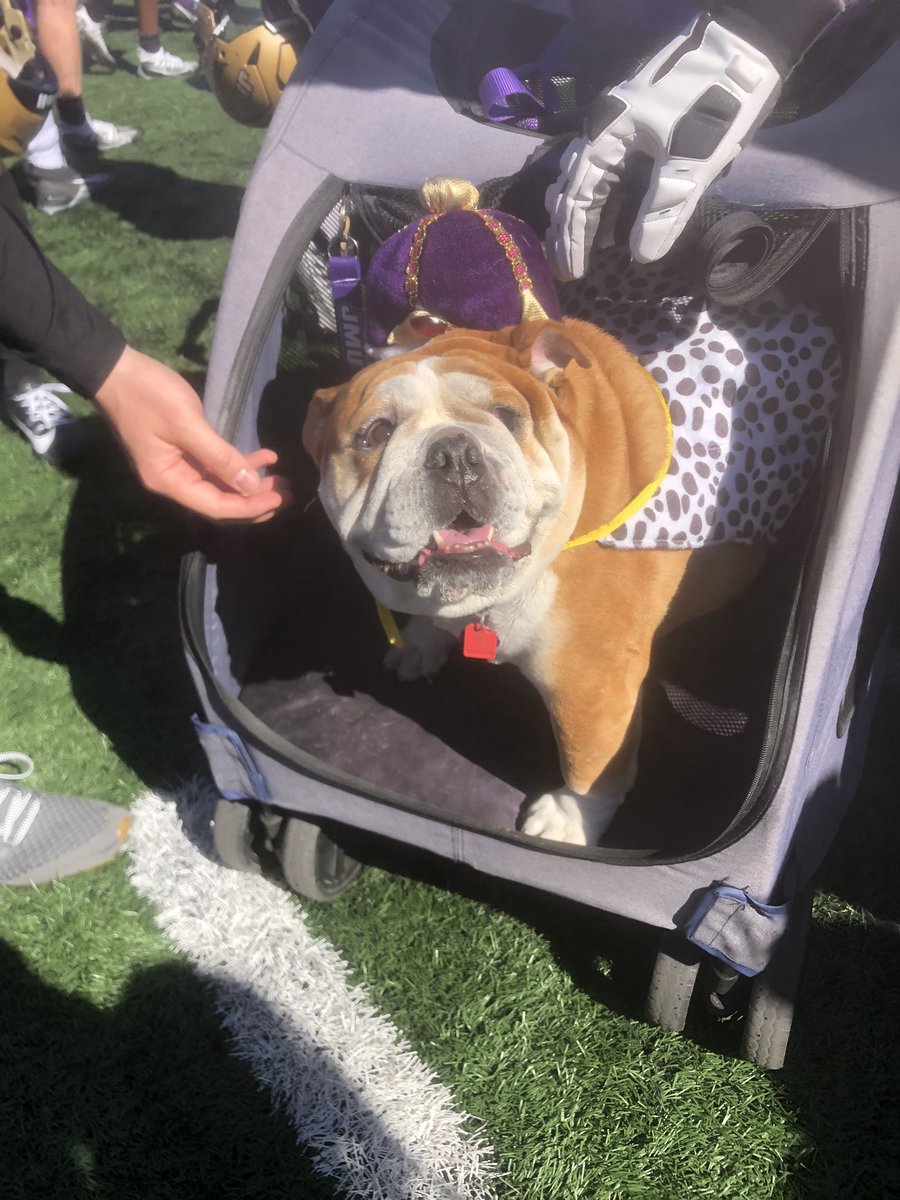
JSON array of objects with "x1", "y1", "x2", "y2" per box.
[{"x1": 303, "y1": 326, "x2": 583, "y2": 617}]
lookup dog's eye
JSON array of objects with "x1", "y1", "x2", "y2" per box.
[
  {"x1": 492, "y1": 406, "x2": 520, "y2": 433},
  {"x1": 356, "y1": 419, "x2": 395, "y2": 450}
]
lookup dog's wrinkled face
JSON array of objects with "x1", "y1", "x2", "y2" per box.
[{"x1": 303, "y1": 328, "x2": 579, "y2": 616}]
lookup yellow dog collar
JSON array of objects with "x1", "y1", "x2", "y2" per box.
[{"x1": 561, "y1": 371, "x2": 672, "y2": 550}]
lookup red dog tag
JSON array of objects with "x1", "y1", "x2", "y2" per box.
[{"x1": 461, "y1": 622, "x2": 498, "y2": 661}]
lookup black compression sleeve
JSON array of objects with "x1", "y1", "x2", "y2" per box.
[
  {"x1": 711, "y1": 1, "x2": 850, "y2": 76},
  {"x1": 0, "y1": 171, "x2": 126, "y2": 397}
]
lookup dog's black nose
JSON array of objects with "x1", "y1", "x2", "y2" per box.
[{"x1": 425, "y1": 431, "x2": 484, "y2": 486}]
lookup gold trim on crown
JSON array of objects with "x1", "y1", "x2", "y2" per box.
[{"x1": 402, "y1": 179, "x2": 549, "y2": 322}]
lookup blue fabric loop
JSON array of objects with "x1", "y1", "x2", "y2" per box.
[
  {"x1": 192, "y1": 715, "x2": 270, "y2": 804},
  {"x1": 682, "y1": 884, "x2": 789, "y2": 977}
]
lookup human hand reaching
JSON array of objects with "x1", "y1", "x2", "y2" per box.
[{"x1": 94, "y1": 346, "x2": 292, "y2": 521}]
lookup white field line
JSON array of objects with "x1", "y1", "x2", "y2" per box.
[{"x1": 127, "y1": 786, "x2": 496, "y2": 1200}]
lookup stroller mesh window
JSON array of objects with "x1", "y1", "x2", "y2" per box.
[{"x1": 662, "y1": 681, "x2": 749, "y2": 739}]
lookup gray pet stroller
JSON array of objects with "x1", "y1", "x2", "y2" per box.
[{"x1": 182, "y1": 0, "x2": 900, "y2": 1069}]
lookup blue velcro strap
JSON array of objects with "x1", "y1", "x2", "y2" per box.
[
  {"x1": 192, "y1": 715, "x2": 270, "y2": 804},
  {"x1": 682, "y1": 885, "x2": 789, "y2": 977}
]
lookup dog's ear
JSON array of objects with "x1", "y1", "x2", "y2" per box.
[
  {"x1": 302, "y1": 386, "x2": 340, "y2": 468},
  {"x1": 525, "y1": 324, "x2": 593, "y2": 387}
]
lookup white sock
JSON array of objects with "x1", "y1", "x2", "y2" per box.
[{"x1": 25, "y1": 113, "x2": 67, "y2": 171}]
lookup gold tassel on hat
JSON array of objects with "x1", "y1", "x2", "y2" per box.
[
  {"x1": 520, "y1": 289, "x2": 549, "y2": 322},
  {"x1": 419, "y1": 176, "x2": 480, "y2": 214}
]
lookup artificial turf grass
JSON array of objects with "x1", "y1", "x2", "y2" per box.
[
  {"x1": 0, "y1": 861, "x2": 341, "y2": 1200},
  {"x1": 297, "y1": 865, "x2": 807, "y2": 1200},
  {"x1": 0, "y1": 425, "x2": 205, "y2": 801},
  {"x1": 300, "y1": 862, "x2": 900, "y2": 1200},
  {"x1": 30, "y1": 12, "x2": 264, "y2": 375},
  {"x1": 2, "y1": 8, "x2": 900, "y2": 1199}
]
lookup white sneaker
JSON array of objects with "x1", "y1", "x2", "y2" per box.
[
  {"x1": 75, "y1": 4, "x2": 116, "y2": 69},
  {"x1": 4, "y1": 380, "x2": 91, "y2": 464},
  {"x1": 137, "y1": 45, "x2": 198, "y2": 79},
  {"x1": 170, "y1": 0, "x2": 201, "y2": 25},
  {"x1": 60, "y1": 114, "x2": 142, "y2": 151}
]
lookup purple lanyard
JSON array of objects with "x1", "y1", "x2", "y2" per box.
[{"x1": 327, "y1": 199, "x2": 367, "y2": 371}]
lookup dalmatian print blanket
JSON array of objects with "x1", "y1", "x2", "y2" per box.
[{"x1": 558, "y1": 252, "x2": 841, "y2": 549}]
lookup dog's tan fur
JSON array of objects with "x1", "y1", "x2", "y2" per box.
[{"x1": 304, "y1": 319, "x2": 760, "y2": 844}]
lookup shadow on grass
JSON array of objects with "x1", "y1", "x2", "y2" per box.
[
  {"x1": 57, "y1": 432, "x2": 209, "y2": 789},
  {"x1": 0, "y1": 412, "x2": 214, "y2": 790},
  {"x1": 0, "y1": 583, "x2": 68, "y2": 665},
  {"x1": 69, "y1": 158, "x2": 245, "y2": 240},
  {"x1": 773, "y1": 676, "x2": 900, "y2": 1197},
  {"x1": 178, "y1": 297, "x2": 220, "y2": 365},
  {"x1": 0, "y1": 942, "x2": 340, "y2": 1200},
  {"x1": 774, "y1": 918, "x2": 900, "y2": 1197}
]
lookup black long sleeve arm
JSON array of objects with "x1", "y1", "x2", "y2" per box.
[{"x1": 0, "y1": 171, "x2": 126, "y2": 397}]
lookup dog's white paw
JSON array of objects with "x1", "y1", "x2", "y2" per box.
[
  {"x1": 519, "y1": 787, "x2": 624, "y2": 846},
  {"x1": 384, "y1": 619, "x2": 456, "y2": 682}
]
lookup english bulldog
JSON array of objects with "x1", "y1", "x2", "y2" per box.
[{"x1": 302, "y1": 318, "x2": 763, "y2": 845}]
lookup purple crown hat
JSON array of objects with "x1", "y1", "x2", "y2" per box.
[{"x1": 364, "y1": 177, "x2": 562, "y2": 351}]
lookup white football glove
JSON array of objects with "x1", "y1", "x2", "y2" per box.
[{"x1": 545, "y1": 15, "x2": 782, "y2": 276}]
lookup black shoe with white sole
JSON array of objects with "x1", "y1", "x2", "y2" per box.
[{"x1": 4, "y1": 379, "x2": 92, "y2": 465}]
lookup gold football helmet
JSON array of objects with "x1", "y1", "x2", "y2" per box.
[
  {"x1": 194, "y1": 1, "x2": 311, "y2": 127},
  {"x1": 0, "y1": 0, "x2": 57, "y2": 156}
]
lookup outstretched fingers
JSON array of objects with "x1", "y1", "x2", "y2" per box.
[
  {"x1": 545, "y1": 127, "x2": 629, "y2": 280},
  {"x1": 157, "y1": 419, "x2": 293, "y2": 521}
]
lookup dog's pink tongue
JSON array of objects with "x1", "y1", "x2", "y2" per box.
[
  {"x1": 433, "y1": 524, "x2": 494, "y2": 549},
  {"x1": 430, "y1": 524, "x2": 523, "y2": 560}
]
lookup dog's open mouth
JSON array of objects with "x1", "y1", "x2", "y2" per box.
[{"x1": 363, "y1": 512, "x2": 532, "y2": 580}]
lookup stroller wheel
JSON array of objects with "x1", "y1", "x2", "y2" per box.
[
  {"x1": 212, "y1": 797, "x2": 264, "y2": 874},
  {"x1": 645, "y1": 931, "x2": 702, "y2": 1032},
  {"x1": 741, "y1": 884, "x2": 814, "y2": 1070},
  {"x1": 277, "y1": 816, "x2": 362, "y2": 901},
  {"x1": 741, "y1": 975, "x2": 795, "y2": 1071}
]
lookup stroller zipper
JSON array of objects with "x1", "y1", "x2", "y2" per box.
[{"x1": 684, "y1": 207, "x2": 869, "y2": 863}]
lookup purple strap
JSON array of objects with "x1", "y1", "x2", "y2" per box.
[{"x1": 478, "y1": 66, "x2": 560, "y2": 131}]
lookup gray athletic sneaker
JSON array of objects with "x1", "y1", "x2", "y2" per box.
[
  {"x1": 0, "y1": 755, "x2": 131, "y2": 887},
  {"x1": 17, "y1": 161, "x2": 110, "y2": 215}
]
